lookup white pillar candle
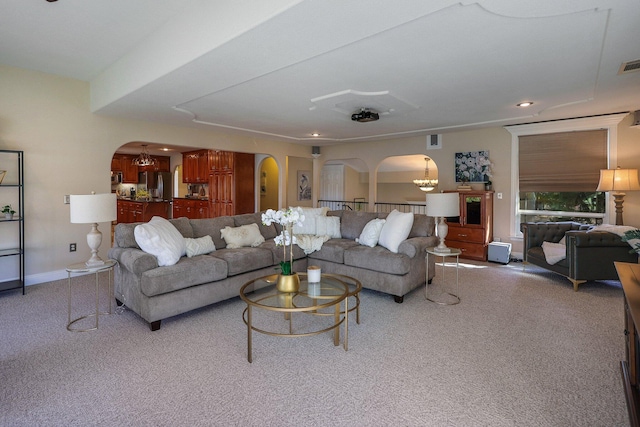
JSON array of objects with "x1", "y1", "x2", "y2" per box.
[{"x1": 307, "y1": 265, "x2": 321, "y2": 283}]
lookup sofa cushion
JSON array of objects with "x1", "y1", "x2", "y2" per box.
[
  {"x1": 140, "y1": 255, "x2": 228, "y2": 297},
  {"x1": 378, "y1": 210, "x2": 414, "y2": 253},
  {"x1": 292, "y1": 206, "x2": 329, "y2": 235},
  {"x1": 316, "y1": 216, "x2": 341, "y2": 238},
  {"x1": 210, "y1": 247, "x2": 275, "y2": 276},
  {"x1": 338, "y1": 211, "x2": 385, "y2": 240},
  {"x1": 185, "y1": 235, "x2": 216, "y2": 257},
  {"x1": 190, "y1": 216, "x2": 235, "y2": 249},
  {"x1": 234, "y1": 212, "x2": 278, "y2": 240},
  {"x1": 344, "y1": 245, "x2": 411, "y2": 275},
  {"x1": 260, "y1": 239, "x2": 307, "y2": 262},
  {"x1": 307, "y1": 239, "x2": 359, "y2": 264},
  {"x1": 409, "y1": 214, "x2": 434, "y2": 238},
  {"x1": 134, "y1": 216, "x2": 187, "y2": 266},
  {"x1": 356, "y1": 218, "x2": 386, "y2": 247},
  {"x1": 220, "y1": 223, "x2": 265, "y2": 248}
]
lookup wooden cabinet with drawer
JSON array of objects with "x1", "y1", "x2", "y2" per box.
[{"x1": 444, "y1": 190, "x2": 493, "y2": 261}]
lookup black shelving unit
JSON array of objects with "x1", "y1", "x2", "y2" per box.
[{"x1": 0, "y1": 149, "x2": 25, "y2": 295}]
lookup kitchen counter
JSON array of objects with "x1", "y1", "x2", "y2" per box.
[{"x1": 116, "y1": 199, "x2": 170, "y2": 223}]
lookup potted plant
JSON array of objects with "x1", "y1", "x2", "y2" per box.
[
  {"x1": 261, "y1": 207, "x2": 305, "y2": 292},
  {"x1": 2, "y1": 204, "x2": 16, "y2": 220},
  {"x1": 485, "y1": 180, "x2": 493, "y2": 191}
]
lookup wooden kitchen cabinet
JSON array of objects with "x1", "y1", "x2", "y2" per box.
[
  {"x1": 173, "y1": 198, "x2": 209, "y2": 219},
  {"x1": 117, "y1": 200, "x2": 169, "y2": 223},
  {"x1": 209, "y1": 152, "x2": 254, "y2": 217},
  {"x1": 444, "y1": 190, "x2": 494, "y2": 261},
  {"x1": 182, "y1": 150, "x2": 210, "y2": 183}
]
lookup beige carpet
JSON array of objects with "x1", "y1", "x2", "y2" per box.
[{"x1": 0, "y1": 260, "x2": 629, "y2": 426}]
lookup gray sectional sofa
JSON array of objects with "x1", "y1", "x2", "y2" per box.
[{"x1": 108, "y1": 210, "x2": 437, "y2": 330}]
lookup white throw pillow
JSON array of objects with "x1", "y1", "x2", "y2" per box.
[
  {"x1": 134, "y1": 216, "x2": 186, "y2": 266},
  {"x1": 220, "y1": 223, "x2": 265, "y2": 249},
  {"x1": 185, "y1": 235, "x2": 216, "y2": 257},
  {"x1": 378, "y1": 210, "x2": 414, "y2": 253},
  {"x1": 292, "y1": 206, "x2": 329, "y2": 235},
  {"x1": 316, "y1": 216, "x2": 341, "y2": 239},
  {"x1": 356, "y1": 218, "x2": 386, "y2": 247}
]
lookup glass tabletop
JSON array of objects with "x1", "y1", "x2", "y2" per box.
[{"x1": 240, "y1": 273, "x2": 350, "y2": 312}]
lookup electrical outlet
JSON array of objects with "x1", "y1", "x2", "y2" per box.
[
  {"x1": 64, "y1": 195, "x2": 70, "y2": 204},
  {"x1": 497, "y1": 192, "x2": 503, "y2": 199},
  {"x1": 69, "y1": 243, "x2": 76, "y2": 252}
]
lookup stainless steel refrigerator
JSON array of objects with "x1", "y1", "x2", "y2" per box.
[{"x1": 139, "y1": 171, "x2": 173, "y2": 201}]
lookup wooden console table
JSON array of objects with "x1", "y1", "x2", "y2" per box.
[{"x1": 615, "y1": 261, "x2": 640, "y2": 427}]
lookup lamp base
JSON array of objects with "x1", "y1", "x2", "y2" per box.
[{"x1": 85, "y1": 223, "x2": 105, "y2": 267}]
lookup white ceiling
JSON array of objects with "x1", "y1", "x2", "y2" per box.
[{"x1": 1, "y1": 0, "x2": 640, "y2": 149}]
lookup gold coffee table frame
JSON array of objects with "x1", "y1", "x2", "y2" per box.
[
  {"x1": 66, "y1": 259, "x2": 117, "y2": 332},
  {"x1": 240, "y1": 273, "x2": 362, "y2": 363}
]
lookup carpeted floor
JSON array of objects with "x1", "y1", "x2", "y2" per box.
[{"x1": 0, "y1": 260, "x2": 630, "y2": 426}]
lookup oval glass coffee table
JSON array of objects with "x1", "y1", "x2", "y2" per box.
[{"x1": 240, "y1": 273, "x2": 361, "y2": 363}]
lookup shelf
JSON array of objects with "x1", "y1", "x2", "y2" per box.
[
  {"x1": 0, "y1": 279, "x2": 24, "y2": 293},
  {"x1": 0, "y1": 248, "x2": 22, "y2": 257},
  {"x1": 0, "y1": 216, "x2": 22, "y2": 223}
]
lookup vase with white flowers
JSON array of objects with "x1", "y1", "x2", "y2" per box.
[{"x1": 262, "y1": 207, "x2": 305, "y2": 292}]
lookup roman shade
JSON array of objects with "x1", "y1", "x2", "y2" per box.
[{"x1": 519, "y1": 130, "x2": 607, "y2": 192}]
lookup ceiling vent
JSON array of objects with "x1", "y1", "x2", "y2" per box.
[
  {"x1": 618, "y1": 59, "x2": 640, "y2": 74},
  {"x1": 351, "y1": 108, "x2": 379, "y2": 123}
]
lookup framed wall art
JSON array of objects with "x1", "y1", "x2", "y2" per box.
[
  {"x1": 455, "y1": 151, "x2": 492, "y2": 182},
  {"x1": 297, "y1": 170, "x2": 311, "y2": 201}
]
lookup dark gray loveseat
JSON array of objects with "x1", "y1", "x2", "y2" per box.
[
  {"x1": 521, "y1": 221, "x2": 638, "y2": 291},
  {"x1": 109, "y1": 210, "x2": 437, "y2": 330}
]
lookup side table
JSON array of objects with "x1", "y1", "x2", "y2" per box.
[
  {"x1": 425, "y1": 247, "x2": 461, "y2": 305},
  {"x1": 66, "y1": 259, "x2": 117, "y2": 332}
]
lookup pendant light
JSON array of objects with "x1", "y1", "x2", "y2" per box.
[
  {"x1": 413, "y1": 156, "x2": 438, "y2": 192},
  {"x1": 132, "y1": 144, "x2": 156, "y2": 167}
]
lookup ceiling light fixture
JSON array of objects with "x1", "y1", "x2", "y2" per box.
[
  {"x1": 413, "y1": 157, "x2": 438, "y2": 192},
  {"x1": 311, "y1": 133, "x2": 320, "y2": 137},
  {"x1": 517, "y1": 101, "x2": 533, "y2": 107},
  {"x1": 132, "y1": 144, "x2": 156, "y2": 167}
]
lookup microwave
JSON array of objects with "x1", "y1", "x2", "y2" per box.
[{"x1": 111, "y1": 171, "x2": 123, "y2": 184}]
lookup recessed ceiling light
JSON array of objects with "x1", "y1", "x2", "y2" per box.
[
  {"x1": 517, "y1": 101, "x2": 533, "y2": 107},
  {"x1": 311, "y1": 133, "x2": 320, "y2": 137}
]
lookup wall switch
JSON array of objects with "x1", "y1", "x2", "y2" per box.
[
  {"x1": 497, "y1": 192, "x2": 503, "y2": 199},
  {"x1": 64, "y1": 195, "x2": 70, "y2": 204},
  {"x1": 69, "y1": 243, "x2": 76, "y2": 252}
]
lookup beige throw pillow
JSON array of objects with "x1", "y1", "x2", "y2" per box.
[{"x1": 220, "y1": 223, "x2": 265, "y2": 249}]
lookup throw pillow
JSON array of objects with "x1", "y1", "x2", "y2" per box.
[
  {"x1": 185, "y1": 235, "x2": 216, "y2": 257},
  {"x1": 316, "y1": 216, "x2": 341, "y2": 238},
  {"x1": 356, "y1": 218, "x2": 386, "y2": 247},
  {"x1": 220, "y1": 223, "x2": 265, "y2": 249},
  {"x1": 378, "y1": 210, "x2": 414, "y2": 253},
  {"x1": 292, "y1": 206, "x2": 329, "y2": 235},
  {"x1": 134, "y1": 216, "x2": 186, "y2": 266}
]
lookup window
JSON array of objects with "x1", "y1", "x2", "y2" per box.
[
  {"x1": 518, "y1": 130, "x2": 607, "y2": 225},
  {"x1": 506, "y1": 113, "x2": 627, "y2": 238}
]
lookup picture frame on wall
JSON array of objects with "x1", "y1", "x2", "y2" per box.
[
  {"x1": 297, "y1": 170, "x2": 311, "y2": 201},
  {"x1": 455, "y1": 151, "x2": 491, "y2": 182}
]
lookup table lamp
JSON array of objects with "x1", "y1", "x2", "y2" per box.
[
  {"x1": 596, "y1": 167, "x2": 640, "y2": 225},
  {"x1": 70, "y1": 192, "x2": 117, "y2": 267},
  {"x1": 426, "y1": 192, "x2": 460, "y2": 252}
]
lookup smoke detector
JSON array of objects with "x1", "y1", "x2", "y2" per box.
[{"x1": 351, "y1": 108, "x2": 379, "y2": 122}]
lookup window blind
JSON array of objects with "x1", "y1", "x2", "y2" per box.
[{"x1": 519, "y1": 130, "x2": 607, "y2": 192}]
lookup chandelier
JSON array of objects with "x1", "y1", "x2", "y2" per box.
[
  {"x1": 132, "y1": 144, "x2": 156, "y2": 167},
  {"x1": 413, "y1": 156, "x2": 438, "y2": 192}
]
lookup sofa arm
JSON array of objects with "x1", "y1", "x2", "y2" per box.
[
  {"x1": 566, "y1": 230, "x2": 628, "y2": 248},
  {"x1": 398, "y1": 236, "x2": 438, "y2": 258},
  {"x1": 108, "y1": 247, "x2": 158, "y2": 275}
]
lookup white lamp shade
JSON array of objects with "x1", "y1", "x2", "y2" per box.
[
  {"x1": 596, "y1": 168, "x2": 640, "y2": 192},
  {"x1": 70, "y1": 193, "x2": 117, "y2": 224},
  {"x1": 426, "y1": 193, "x2": 460, "y2": 217}
]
